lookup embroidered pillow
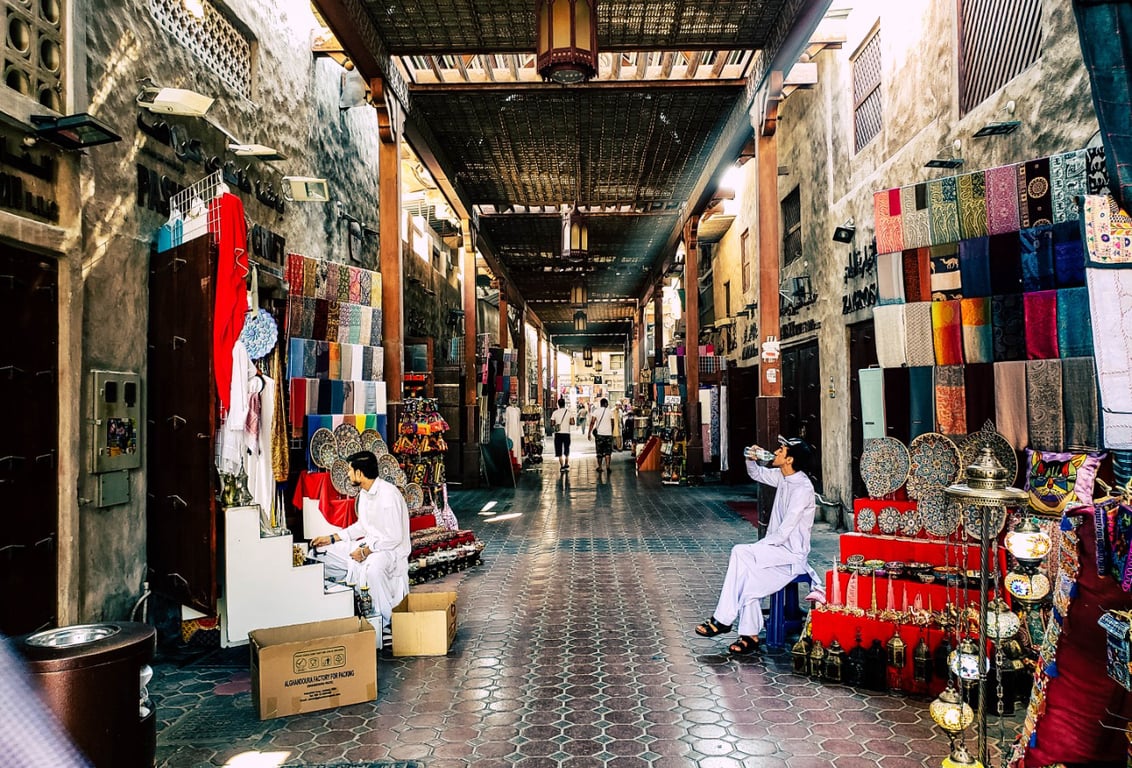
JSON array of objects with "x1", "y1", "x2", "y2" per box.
[{"x1": 1024, "y1": 449, "x2": 1104, "y2": 515}]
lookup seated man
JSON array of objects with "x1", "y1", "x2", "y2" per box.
[
  {"x1": 694, "y1": 435, "x2": 823, "y2": 654},
  {"x1": 310, "y1": 450, "x2": 411, "y2": 636}
]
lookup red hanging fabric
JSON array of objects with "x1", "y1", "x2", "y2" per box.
[{"x1": 210, "y1": 193, "x2": 249, "y2": 411}]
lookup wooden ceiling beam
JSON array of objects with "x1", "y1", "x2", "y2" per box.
[{"x1": 408, "y1": 78, "x2": 746, "y2": 93}]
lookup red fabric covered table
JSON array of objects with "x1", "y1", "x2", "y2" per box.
[
  {"x1": 292, "y1": 470, "x2": 357, "y2": 528},
  {"x1": 839, "y1": 532, "x2": 1008, "y2": 573}
]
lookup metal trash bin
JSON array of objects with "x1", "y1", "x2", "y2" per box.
[{"x1": 20, "y1": 622, "x2": 156, "y2": 768}]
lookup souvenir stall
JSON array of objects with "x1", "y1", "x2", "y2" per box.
[
  {"x1": 520, "y1": 403, "x2": 544, "y2": 464},
  {"x1": 479, "y1": 344, "x2": 520, "y2": 485},
  {"x1": 696, "y1": 347, "x2": 729, "y2": 477}
]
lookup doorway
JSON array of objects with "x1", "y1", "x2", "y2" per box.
[{"x1": 780, "y1": 340, "x2": 822, "y2": 489}]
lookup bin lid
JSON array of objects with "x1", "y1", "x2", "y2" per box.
[{"x1": 20, "y1": 622, "x2": 155, "y2": 670}]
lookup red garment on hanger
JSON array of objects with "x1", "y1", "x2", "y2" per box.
[{"x1": 210, "y1": 193, "x2": 249, "y2": 411}]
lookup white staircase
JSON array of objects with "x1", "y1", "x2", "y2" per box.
[{"x1": 221, "y1": 505, "x2": 354, "y2": 647}]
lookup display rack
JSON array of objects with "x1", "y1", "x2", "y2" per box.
[
  {"x1": 659, "y1": 398, "x2": 685, "y2": 485},
  {"x1": 520, "y1": 404, "x2": 544, "y2": 464}
]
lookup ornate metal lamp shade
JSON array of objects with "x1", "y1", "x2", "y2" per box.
[
  {"x1": 573, "y1": 310, "x2": 587, "y2": 332},
  {"x1": 562, "y1": 205, "x2": 590, "y2": 263},
  {"x1": 930, "y1": 684, "x2": 975, "y2": 734},
  {"x1": 570, "y1": 280, "x2": 588, "y2": 307},
  {"x1": 583, "y1": 345, "x2": 593, "y2": 362},
  {"x1": 1005, "y1": 517, "x2": 1052, "y2": 566},
  {"x1": 536, "y1": 0, "x2": 598, "y2": 85}
]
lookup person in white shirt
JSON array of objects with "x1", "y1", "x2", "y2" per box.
[
  {"x1": 694, "y1": 436, "x2": 824, "y2": 654},
  {"x1": 310, "y1": 451, "x2": 411, "y2": 634},
  {"x1": 550, "y1": 397, "x2": 574, "y2": 472},
  {"x1": 588, "y1": 397, "x2": 615, "y2": 475}
]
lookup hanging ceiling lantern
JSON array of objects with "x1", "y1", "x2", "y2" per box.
[
  {"x1": 594, "y1": 359, "x2": 603, "y2": 373},
  {"x1": 574, "y1": 310, "x2": 587, "y2": 332},
  {"x1": 536, "y1": 0, "x2": 598, "y2": 85},
  {"x1": 582, "y1": 345, "x2": 593, "y2": 361},
  {"x1": 570, "y1": 280, "x2": 588, "y2": 307},
  {"x1": 562, "y1": 205, "x2": 590, "y2": 263}
]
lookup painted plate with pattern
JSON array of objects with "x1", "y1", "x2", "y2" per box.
[
  {"x1": 920, "y1": 491, "x2": 960, "y2": 538},
  {"x1": 360, "y1": 428, "x2": 382, "y2": 454},
  {"x1": 377, "y1": 453, "x2": 400, "y2": 481},
  {"x1": 334, "y1": 423, "x2": 363, "y2": 458},
  {"x1": 391, "y1": 467, "x2": 408, "y2": 488},
  {"x1": 403, "y1": 482, "x2": 424, "y2": 511},
  {"x1": 318, "y1": 442, "x2": 340, "y2": 469},
  {"x1": 371, "y1": 439, "x2": 389, "y2": 458},
  {"x1": 877, "y1": 505, "x2": 902, "y2": 535},
  {"x1": 900, "y1": 508, "x2": 922, "y2": 537},
  {"x1": 961, "y1": 503, "x2": 1008, "y2": 538},
  {"x1": 859, "y1": 438, "x2": 911, "y2": 498},
  {"x1": 906, "y1": 432, "x2": 962, "y2": 500},
  {"x1": 856, "y1": 506, "x2": 877, "y2": 533},
  {"x1": 310, "y1": 428, "x2": 336, "y2": 470},
  {"x1": 957, "y1": 420, "x2": 1019, "y2": 487},
  {"x1": 330, "y1": 458, "x2": 359, "y2": 497}
]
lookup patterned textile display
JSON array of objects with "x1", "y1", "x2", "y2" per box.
[
  {"x1": 710, "y1": 387, "x2": 721, "y2": 457},
  {"x1": 859, "y1": 367, "x2": 886, "y2": 440},
  {"x1": 908, "y1": 366, "x2": 936, "y2": 441},
  {"x1": 994, "y1": 360, "x2": 1029, "y2": 450},
  {"x1": 874, "y1": 188, "x2": 904, "y2": 254},
  {"x1": 900, "y1": 183, "x2": 932, "y2": 250},
  {"x1": 1056, "y1": 286, "x2": 1093, "y2": 359},
  {"x1": 1062, "y1": 357, "x2": 1100, "y2": 452},
  {"x1": 958, "y1": 237, "x2": 991, "y2": 297},
  {"x1": 1052, "y1": 220, "x2": 1087, "y2": 288},
  {"x1": 1086, "y1": 266, "x2": 1132, "y2": 448},
  {"x1": 930, "y1": 299, "x2": 964, "y2": 365},
  {"x1": 1020, "y1": 225, "x2": 1056, "y2": 292},
  {"x1": 928, "y1": 176, "x2": 961, "y2": 245},
  {"x1": 903, "y1": 302, "x2": 937, "y2": 367},
  {"x1": 1084, "y1": 146, "x2": 1109, "y2": 196},
  {"x1": 1027, "y1": 359, "x2": 1066, "y2": 452},
  {"x1": 929, "y1": 245, "x2": 962, "y2": 300},
  {"x1": 876, "y1": 251, "x2": 906, "y2": 304},
  {"x1": 1023, "y1": 290, "x2": 1059, "y2": 360},
  {"x1": 1082, "y1": 194, "x2": 1132, "y2": 266},
  {"x1": 902, "y1": 247, "x2": 932, "y2": 302},
  {"x1": 988, "y1": 232, "x2": 1025, "y2": 295},
  {"x1": 985, "y1": 164, "x2": 1022, "y2": 235},
  {"x1": 1019, "y1": 157, "x2": 1054, "y2": 228},
  {"x1": 991, "y1": 293, "x2": 1026, "y2": 361},
  {"x1": 872, "y1": 304, "x2": 907, "y2": 368},
  {"x1": 934, "y1": 365, "x2": 967, "y2": 435},
  {"x1": 956, "y1": 170, "x2": 988, "y2": 239},
  {"x1": 1050, "y1": 148, "x2": 1089, "y2": 224},
  {"x1": 960, "y1": 296, "x2": 993, "y2": 363}
]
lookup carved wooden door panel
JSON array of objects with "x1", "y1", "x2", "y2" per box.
[
  {"x1": 781, "y1": 341, "x2": 823, "y2": 489},
  {"x1": 147, "y1": 237, "x2": 217, "y2": 614},
  {"x1": 0, "y1": 248, "x2": 58, "y2": 634}
]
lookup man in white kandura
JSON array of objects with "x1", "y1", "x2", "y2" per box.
[
  {"x1": 694, "y1": 435, "x2": 825, "y2": 655},
  {"x1": 310, "y1": 451, "x2": 411, "y2": 636}
]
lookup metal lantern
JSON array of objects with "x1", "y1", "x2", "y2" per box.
[
  {"x1": 594, "y1": 359, "x2": 603, "y2": 373},
  {"x1": 931, "y1": 683, "x2": 977, "y2": 766},
  {"x1": 574, "y1": 310, "x2": 588, "y2": 332},
  {"x1": 791, "y1": 634, "x2": 810, "y2": 675},
  {"x1": 912, "y1": 635, "x2": 932, "y2": 694},
  {"x1": 536, "y1": 0, "x2": 598, "y2": 85},
  {"x1": 824, "y1": 638, "x2": 846, "y2": 683},
  {"x1": 948, "y1": 638, "x2": 986, "y2": 683},
  {"x1": 583, "y1": 345, "x2": 593, "y2": 362},
  {"x1": 562, "y1": 205, "x2": 590, "y2": 262},
  {"x1": 570, "y1": 280, "x2": 588, "y2": 307},
  {"x1": 985, "y1": 598, "x2": 1021, "y2": 641},
  {"x1": 886, "y1": 629, "x2": 907, "y2": 693},
  {"x1": 846, "y1": 631, "x2": 867, "y2": 687},
  {"x1": 808, "y1": 638, "x2": 826, "y2": 678},
  {"x1": 941, "y1": 743, "x2": 985, "y2": 768},
  {"x1": 1005, "y1": 517, "x2": 1052, "y2": 566}
]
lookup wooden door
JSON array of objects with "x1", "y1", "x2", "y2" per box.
[
  {"x1": 147, "y1": 238, "x2": 217, "y2": 613},
  {"x1": 848, "y1": 319, "x2": 879, "y2": 499},
  {"x1": 0, "y1": 248, "x2": 58, "y2": 634},
  {"x1": 781, "y1": 340, "x2": 822, "y2": 489}
]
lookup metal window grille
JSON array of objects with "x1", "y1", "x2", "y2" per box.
[
  {"x1": 740, "y1": 229, "x2": 750, "y2": 293},
  {"x1": 782, "y1": 187, "x2": 802, "y2": 268},
  {"x1": 3, "y1": 0, "x2": 64, "y2": 110},
  {"x1": 852, "y1": 31, "x2": 882, "y2": 153},
  {"x1": 959, "y1": 0, "x2": 1042, "y2": 115},
  {"x1": 149, "y1": 0, "x2": 252, "y2": 98}
]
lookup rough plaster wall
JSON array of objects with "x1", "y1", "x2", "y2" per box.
[
  {"x1": 710, "y1": 0, "x2": 1099, "y2": 508},
  {"x1": 79, "y1": 0, "x2": 382, "y2": 620}
]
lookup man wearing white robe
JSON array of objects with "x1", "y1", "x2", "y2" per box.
[
  {"x1": 695, "y1": 435, "x2": 823, "y2": 654},
  {"x1": 310, "y1": 451, "x2": 411, "y2": 634}
]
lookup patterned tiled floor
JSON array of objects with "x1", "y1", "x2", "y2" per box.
[{"x1": 152, "y1": 441, "x2": 993, "y2": 767}]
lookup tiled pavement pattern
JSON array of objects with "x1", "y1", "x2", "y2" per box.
[{"x1": 152, "y1": 441, "x2": 1008, "y2": 767}]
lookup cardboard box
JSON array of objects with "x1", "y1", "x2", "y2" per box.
[
  {"x1": 249, "y1": 616, "x2": 377, "y2": 720},
  {"x1": 391, "y1": 591, "x2": 457, "y2": 656}
]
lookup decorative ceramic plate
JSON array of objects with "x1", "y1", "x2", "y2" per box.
[
  {"x1": 859, "y1": 437, "x2": 911, "y2": 498},
  {"x1": 360, "y1": 429, "x2": 382, "y2": 454},
  {"x1": 856, "y1": 506, "x2": 877, "y2": 534},
  {"x1": 877, "y1": 505, "x2": 902, "y2": 535},
  {"x1": 318, "y1": 442, "x2": 340, "y2": 469},
  {"x1": 330, "y1": 458, "x2": 359, "y2": 497},
  {"x1": 334, "y1": 423, "x2": 363, "y2": 457},
  {"x1": 919, "y1": 490, "x2": 960, "y2": 538},
  {"x1": 961, "y1": 503, "x2": 1008, "y2": 538},
  {"x1": 900, "y1": 508, "x2": 922, "y2": 537},
  {"x1": 906, "y1": 432, "x2": 962, "y2": 500},
  {"x1": 403, "y1": 482, "x2": 424, "y2": 510},
  {"x1": 391, "y1": 467, "x2": 408, "y2": 488},
  {"x1": 310, "y1": 428, "x2": 336, "y2": 470},
  {"x1": 371, "y1": 439, "x2": 389, "y2": 458},
  {"x1": 378, "y1": 453, "x2": 400, "y2": 480},
  {"x1": 957, "y1": 420, "x2": 1019, "y2": 487}
]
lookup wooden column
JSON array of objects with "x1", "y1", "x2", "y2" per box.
[
  {"x1": 684, "y1": 217, "x2": 703, "y2": 478},
  {"x1": 757, "y1": 75, "x2": 783, "y2": 403},
  {"x1": 516, "y1": 305, "x2": 527, "y2": 403},
  {"x1": 653, "y1": 288, "x2": 664, "y2": 366},
  {"x1": 461, "y1": 217, "x2": 480, "y2": 486},
  {"x1": 498, "y1": 290, "x2": 509, "y2": 349},
  {"x1": 375, "y1": 78, "x2": 404, "y2": 415},
  {"x1": 536, "y1": 328, "x2": 544, "y2": 406}
]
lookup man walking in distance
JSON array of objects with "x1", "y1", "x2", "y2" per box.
[
  {"x1": 588, "y1": 397, "x2": 615, "y2": 476},
  {"x1": 550, "y1": 397, "x2": 574, "y2": 472}
]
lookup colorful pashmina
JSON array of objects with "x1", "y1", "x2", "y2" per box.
[
  {"x1": 903, "y1": 302, "x2": 936, "y2": 367},
  {"x1": 348, "y1": 267, "x2": 362, "y2": 303},
  {"x1": 903, "y1": 247, "x2": 933, "y2": 302},
  {"x1": 1050, "y1": 149, "x2": 1089, "y2": 224},
  {"x1": 994, "y1": 361, "x2": 1029, "y2": 450},
  {"x1": 985, "y1": 164, "x2": 1022, "y2": 235},
  {"x1": 989, "y1": 232, "x2": 1024, "y2": 295},
  {"x1": 1082, "y1": 194, "x2": 1132, "y2": 267},
  {"x1": 328, "y1": 342, "x2": 342, "y2": 380},
  {"x1": 992, "y1": 293, "x2": 1026, "y2": 362},
  {"x1": 931, "y1": 299, "x2": 964, "y2": 365},
  {"x1": 930, "y1": 245, "x2": 962, "y2": 300},
  {"x1": 957, "y1": 171, "x2": 989, "y2": 239},
  {"x1": 874, "y1": 188, "x2": 904, "y2": 254},
  {"x1": 312, "y1": 299, "x2": 329, "y2": 341},
  {"x1": 1086, "y1": 266, "x2": 1132, "y2": 448},
  {"x1": 872, "y1": 304, "x2": 908, "y2": 368},
  {"x1": 859, "y1": 367, "x2": 886, "y2": 440},
  {"x1": 1053, "y1": 220, "x2": 1086, "y2": 288},
  {"x1": 359, "y1": 270, "x2": 372, "y2": 305},
  {"x1": 325, "y1": 301, "x2": 340, "y2": 344},
  {"x1": 370, "y1": 308, "x2": 383, "y2": 346},
  {"x1": 1020, "y1": 225, "x2": 1056, "y2": 292},
  {"x1": 302, "y1": 256, "x2": 318, "y2": 298},
  {"x1": 901, "y1": 184, "x2": 932, "y2": 250},
  {"x1": 1024, "y1": 290, "x2": 1060, "y2": 360},
  {"x1": 1056, "y1": 286, "x2": 1093, "y2": 359},
  {"x1": 1026, "y1": 359, "x2": 1065, "y2": 452},
  {"x1": 336, "y1": 264, "x2": 352, "y2": 302},
  {"x1": 934, "y1": 365, "x2": 967, "y2": 435},
  {"x1": 958, "y1": 236, "x2": 992, "y2": 297},
  {"x1": 325, "y1": 260, "x2": 340, "y2": 300},
  {"x1": 1019, "y1": 157, "x2": 1054, "y2": 227},
  {"x1": 883, "y1": 367, "x2": 911, "y2": 443},
  {"x1": 964, "y1": 362, "x2": 996, "y2": 433},
  {"x1": 876, "y1": 251, "x2": 906, "y2": 304},
  {"x1": 370, "y1": 272, "x2": 383, "y2": 308},
  {"x1": 960, "y1": 296, "x2": 993, "y2": 363},
  {"x1": 1085, "y1": 146, "x2": 1110, "y2": 195},
  {"x1": 908, "y1": 366, "x2": 936, "y2": 441},
  {"x1": 1062, "y1": 356, "x2": 1100, "y2": 451},
  {"x1": 928, "y1": 176, "x2": 961, "y2": 245}
]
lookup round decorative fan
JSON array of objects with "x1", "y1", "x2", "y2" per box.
[
  {"x1": 877, "y1": 505, "x2": 902, "y2": 535},
  {"x1": 957, "y1": 421, "x2": 1019, "y2": 487},
  {"x1": 906, "y1": 432, "x2": 962, "y2": 500},
  {"x1": 961, "y1": 503, "x2": 1008, "y2": 538},
  {"x1": 330, "y1": 459, "x2": 359, "y2": 497},
  {"x1": 920, "y1": 491, "x2": 960, "y2": 538},
  {"x1": 856, "y1": 506, "x2": 877, "y2": 534},
  {"x1": 900, "y1": 508, "x2": 922, "y2": 538},
  {"x1": 378, "y1": 453, "x2": 400, "y2": 481},
  {"x1": 403, "y1": 482, "x2": 424, "y2": 511},
  {"x1": 360, "y1": 428, "x2": 382, "y2": 454},
  {"x1": 309, "y1": 428, "x2": 336, "y2": 470},
  {"x1": 334, "y1": 423, "x2": 363, "y2": 457},
  {"x1": 859, "y1": 437, "x2": 911, "y2": 498}
]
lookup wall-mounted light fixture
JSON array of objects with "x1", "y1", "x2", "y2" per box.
[
  {"x1": 973, "y1": 100, "x2": 1020, "y2": 138},
  {"x1": 228, "y1": 143, "x2": 285, "y2": 161},
  {"x1": 925, "y1": 139, "x2": 964, "y2": 169},
  {"x1": 136, "y1": 81, "x2": 214, "y2": 117},
  {"x1": 832, "y1": 218, "x2": 856, "y2": 243},
  {"x1": 283, "y1": 176, "x2": 330, "y2": 203},
  {"x1": 30, "y1": 113, "x2": 121, "y2": 150}
]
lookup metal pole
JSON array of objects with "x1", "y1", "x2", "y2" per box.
[{"x1": 978, "y1": 507, "x2": 989, "y2": 767}]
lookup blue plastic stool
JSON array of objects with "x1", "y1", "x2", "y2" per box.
[{"x1": 766, "y1": 573, "x2": 811, "y2": 649}]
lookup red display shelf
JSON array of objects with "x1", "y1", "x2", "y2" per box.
[
  {"x1": 838, "y1": 532, "x2": 1007, "y2": 573},
  {"x1": 824, "y1": 571, "x2": 993, "y2": 614}
]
